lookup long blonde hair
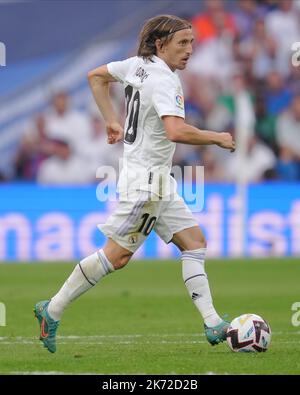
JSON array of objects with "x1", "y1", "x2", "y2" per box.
[{"x1": 137, "y1": 15, "x2": 191, "y2": 61}]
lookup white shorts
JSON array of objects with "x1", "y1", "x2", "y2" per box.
[{"x1": 98, "y1": 191, "x2": 198, "y2": 252}]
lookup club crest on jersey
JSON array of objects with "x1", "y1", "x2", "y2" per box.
[
  {"x1": 128, "y1": 234, "x2": 138, "y2": 244},
  {"x1": 175, "y1": 94, "x2": 184, "y2": 109},
  {"x1": 135, "y1": 67, "x2": 149, "y2": 83}
]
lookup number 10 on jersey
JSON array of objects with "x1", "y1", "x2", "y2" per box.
[{"x1": 124, "y1": 85, "x2": 140, "y2": 144}]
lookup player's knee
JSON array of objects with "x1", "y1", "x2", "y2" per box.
[
  {"x1": 182, "y1": 235, "x2": 207, "y2": 251},
  {"x1": 189, "y1": 238, "x2": 206, "y2": 250},
  {"x1": 103, "y1": 240, "x2": 133, "y2": 270},
  {"x1": 194, "y1": 229, "x2": 207, "y2": 249},
  {"x1": 112, "y1": 253, "x2": 132, "y2": 270},
  {"x1": 198, "y1": 234, "x2": 207, "y2": 248}
]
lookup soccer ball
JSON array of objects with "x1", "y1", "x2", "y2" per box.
[{"x1": 226, "y1": 313, "x2": 271, "y2": 352}]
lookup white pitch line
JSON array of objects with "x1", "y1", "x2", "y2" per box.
[
  {"x1": 0, "y1": 371, "x2": 236, "y2": 375},
  {"x1": 0, "y1": 333, "x2": 201, "y2": 341},
  {"x1": 0, "y1": 339, "x2": 299, "y2": 346},
  {"x1": 0, "y1": 371, "x2": 100, "y2": 375},
  {"x1": 56, "y1": 334, "x2": 202, "y2": 339},
  {"x1": 0, "y1": 331, "x2": 299, "y2": 346},
  {"x1": 0, "y1": 331, "x2": 299, "y2": 342},
  {"x1": 0, "y1": 340, "x2": 208, "y2": 345}
]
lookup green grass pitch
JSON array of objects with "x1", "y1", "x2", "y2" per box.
[{"x1": 0, "y1": 259, "x2": 299, "y2": 375}]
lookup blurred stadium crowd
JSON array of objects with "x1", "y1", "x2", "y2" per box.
[{"x1": 8, "y1": 0, "x2": 300, "y2": 185}]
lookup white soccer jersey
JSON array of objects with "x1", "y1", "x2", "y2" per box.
[{"x1": 107, "y1": 55, "x2": 185, "y2": 198}]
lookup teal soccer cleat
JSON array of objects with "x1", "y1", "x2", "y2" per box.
[
  {"x1": 34, "y1": 300, "x2": 59, "y2": 353},
  {"x1": 204, "y1": 320, "x2": 230, "y2": 346}
]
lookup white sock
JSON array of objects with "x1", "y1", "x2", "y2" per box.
[
  {"x1": 182, "y1": 248, "x2": 222, "y2": 327},
  {"x1": 47, "y1": 249, "x2": 114, "y2": 321}
]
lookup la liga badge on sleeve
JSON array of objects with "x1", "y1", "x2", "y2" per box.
[{"x1": 175, "y1": 94, "x2": 184, "y2": 109}]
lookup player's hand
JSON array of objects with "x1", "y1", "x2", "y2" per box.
[
  {"x1": 106, "y1": 121, "x2": 124, "y2": 144},
  {"x1": 216, "y1": 132, "x2": 236, "y2": 152}
]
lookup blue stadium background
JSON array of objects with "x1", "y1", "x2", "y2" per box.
[
  {"x1": 1, "y1": 183, "x2": 300, "y2": 260},
  {"x1": 1, "y1": 0, "x2": 300, "y2": 261}
]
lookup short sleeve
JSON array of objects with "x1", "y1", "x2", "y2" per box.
[
  {"x1": 107, "y1": 57, "x2": 135, "y2": 83},
  {"x1": 152, "y1": 76, "x2": 185, "y2": 119}
]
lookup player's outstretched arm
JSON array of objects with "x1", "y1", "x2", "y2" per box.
[
  {"x1": 87, "y1": 65, "x2": 123, "y2": 144},
  {"x1": 162, "y1": 115, "x2": 235, "y2": 152}
]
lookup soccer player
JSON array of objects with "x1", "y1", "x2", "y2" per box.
[{"x1": 34, "y1": 15, "x2": 235, "y2": 353}]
